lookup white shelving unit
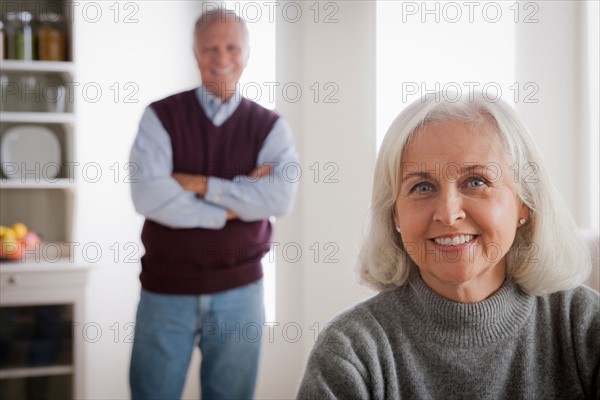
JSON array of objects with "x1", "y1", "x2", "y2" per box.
[
  {"x1": 0, "y1": 263, "x2": 89, "y2": 399},
  {"x1": 0, "y1": 2, "x2": 89, "y2": 399},
  {"x1": 0, "y1": 112, "x2": 76, "y2": 125},
  {"x1": 1, "y1": 61, "x2": 76, "y2": 259},
  {"x1": 0, "y1": 365, "x2": 75, "y2": 380},
  {"x1": 0, "y1": 180, "x2": 75, "y2": 190},
  {"x1": 1, "y1": 60, "x2": 75, "y2": 75}
]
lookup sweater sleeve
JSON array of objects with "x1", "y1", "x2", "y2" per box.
[
  {"x1": 570, "y1": 286, "x2": 600, "y2": 398},
  {"x1": 297, "y1": 327, "x2": 371, "y2": 400}
]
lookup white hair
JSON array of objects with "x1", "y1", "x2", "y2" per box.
[
  {"x1": 358, "y1": 91, "x2": 591, "y2": 295},
  {"x1": 193, "y1": 7, "x2": 250, "y2": 60}
]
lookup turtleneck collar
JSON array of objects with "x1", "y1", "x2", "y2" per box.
[{"x1": 401, "y1": 271, "x2": 535, "y2": 347}]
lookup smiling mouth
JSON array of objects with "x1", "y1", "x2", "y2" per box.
[{"x1": 430, "y1": 235, "x2": 479, "y2": 246}]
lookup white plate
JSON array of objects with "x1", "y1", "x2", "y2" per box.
[{"x1": 1, "y1": 126, "x2": 62, "y2": 181}]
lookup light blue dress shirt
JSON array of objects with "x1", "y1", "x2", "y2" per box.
[{"x1": 130, "y1": 86, "x2": 299, "y2": 229}]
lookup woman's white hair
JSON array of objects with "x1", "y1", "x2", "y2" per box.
[{"x1": 359, "y1": 91, "x2": 591, "y2": 295}]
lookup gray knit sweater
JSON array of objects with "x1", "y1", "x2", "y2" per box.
[{"x1": 297, "y1": 274, "x2": 600, "y2": 399}]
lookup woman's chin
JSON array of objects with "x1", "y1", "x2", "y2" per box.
[{"x1": 418, "y1": 264, "x2": 504, "y2": 298}]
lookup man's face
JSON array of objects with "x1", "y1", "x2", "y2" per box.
[{"x1": 194, "y1": 17, "x2": 248, "y2": 101}]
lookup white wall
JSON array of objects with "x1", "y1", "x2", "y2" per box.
[
  {"x1": 255, "y1": 2, "x2": 377, "y2": 398},
  {"x1": 515, "y1": 1, "x2": 590, "y2": 228},
  {"x1": 73, "y1": 2, "x2": 202, "y2": 398}
]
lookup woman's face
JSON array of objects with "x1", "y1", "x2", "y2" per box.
[{"x1": 394, "y1": 119, "x2": 528, "y2": 302}]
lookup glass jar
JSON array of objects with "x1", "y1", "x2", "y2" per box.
[
  {"x1": 18, "y1": 74, "x2": 42, "y2": 112},
  {"x1": 13, "y1": 12, "x2": 35, "y2": 60},
  {"x1": 38, "y1": 12, "x2": 65, "y2": 61},
  {"x1": 0, "y1": 20, "x2": 5, "y2": 59},
  {"x1": 4, "y1": 12, "x2": 19, "y2": 59},
  {"x1": 0, "y1": 73, "x2": 16, "y2": 111}
]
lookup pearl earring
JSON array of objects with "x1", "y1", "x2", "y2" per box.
[
  {"x1": 396, "y1": 227, "x2": 401, "y2": 233},
  {"x1": 519, "y1": 218, "x2": 526, "y2": 225}
]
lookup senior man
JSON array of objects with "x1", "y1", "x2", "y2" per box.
[{"x1": 129, "y1": 7, "x2": 298, "y2": 400}]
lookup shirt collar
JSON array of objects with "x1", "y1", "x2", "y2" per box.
[
  {"x1": 196, "y1": 85, "x2": 242, "y2": 107},
  {"x1": 195, "y1": 85, "x2": 242, "y2": 126}
]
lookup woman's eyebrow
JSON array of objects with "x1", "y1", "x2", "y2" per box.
[
  {"x1": 401, "y1": 164, "x2": 489, "y2": 183},
  {"x1": 401, "y1": 171, "x2": 434, "y2": 183}
]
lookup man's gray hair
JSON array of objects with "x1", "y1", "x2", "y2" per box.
[{"x1": 193, "y1": 6, "x2": 250, "y2": 51}]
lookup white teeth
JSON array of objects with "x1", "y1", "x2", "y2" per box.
[{"x1": 434, "y1": 235, "x2": 474, "y2": 246}]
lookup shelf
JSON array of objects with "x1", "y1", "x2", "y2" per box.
[
  {"x1": 0, "y1": 258, "x2": 91, "y2": 272},
  {"x1": 0, "y1": 60, "x2": 75, "y2": 76},
  {"x1": 0, "y1": 191, "x2": 73, "y2": 244},
  {"x1": 0, "y1": 365, "x2": 74, "y2": 380},
  {"x1": 0, "y1": 179, "x2": 75, "y2": 190},
  {"x1": 0, "y1": 242, "x2": 77, "y2": 270},
  {"x1": 0, "y1": 112, "x2": 75, "y2": 125}
]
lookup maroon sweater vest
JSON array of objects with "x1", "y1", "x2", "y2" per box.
[{"x1": 140, "y1": 89, "x2": 279, "y2": 294}]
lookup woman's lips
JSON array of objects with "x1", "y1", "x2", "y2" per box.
[{"x1": 429, "y1": 235, "x2": 480, "y2": 252}]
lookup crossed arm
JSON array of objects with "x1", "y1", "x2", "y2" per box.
[
  {"x1": 172, "y1": 163, "x2": 274, "y2": 221},
  {"x1": 129, "y1": 107, "x2": 298, "y2": 229}
]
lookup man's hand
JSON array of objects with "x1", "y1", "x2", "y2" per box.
[
  {"x1": 172, "y1": 173, "x2": 207, "y2": 196},
  {"x1": 248, "y1": 164, "x2": 273, "y2": 179},
  {"x1": 173, "y1": 172, "x2": 238, "y2": 221},
  {"x1": 172, "y1": 164, "x2": 272, "y2": 219},
  {"x1": 173, "y1": 164, "x2": 272, "y2": 196}
]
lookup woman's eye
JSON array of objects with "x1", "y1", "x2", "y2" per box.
[
  {"x1": 412, "y1": 182, "x2": 433, "y2": 193},
  {"x1": 466, "y1": 177, "x2": 487, "y2": 188}
]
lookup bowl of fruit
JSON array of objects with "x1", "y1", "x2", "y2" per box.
[{"x1": 0, "y1": 223, "x2": 42, "y2": 262}]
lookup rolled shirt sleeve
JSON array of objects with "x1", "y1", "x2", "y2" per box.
[
  {"x1": 129, "y1": 107, "x2": 227, "y2": 229},
  {"x1": 204, "y1": 117, "x2": 299, "y2": 221}
]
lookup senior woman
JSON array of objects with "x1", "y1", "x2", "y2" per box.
[{"x1": 297, "y1": 92, "x2": 599, "y2": 399}]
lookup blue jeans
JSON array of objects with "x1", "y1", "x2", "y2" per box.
[{"x1": 129, "y1": 279, "x2": 264, "y2": 400}]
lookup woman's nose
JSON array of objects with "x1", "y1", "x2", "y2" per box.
[{"x1": 433, "y1": 188, "x2": 466, "y2": 226}]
